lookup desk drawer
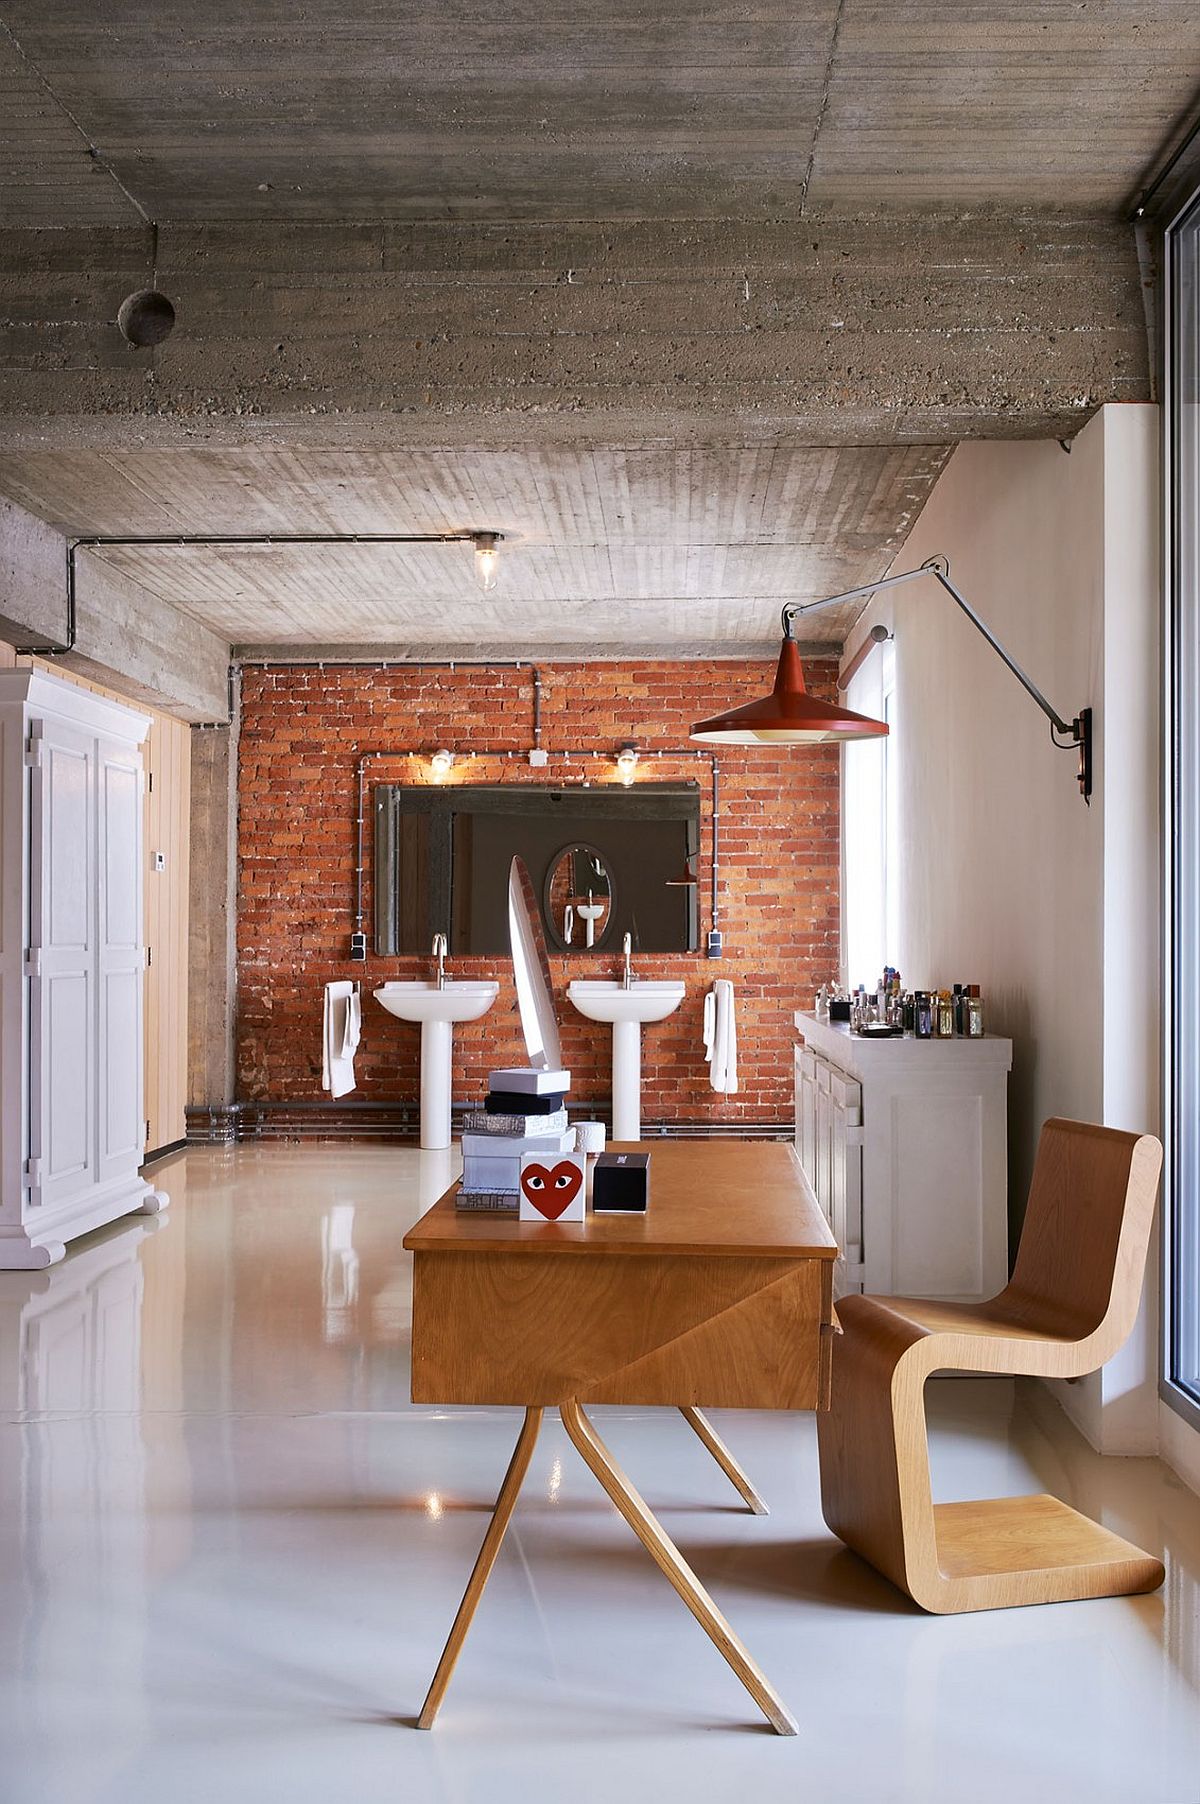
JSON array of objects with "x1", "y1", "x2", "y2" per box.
[{"x1": 410, "y1": 1250, "x2": 833, "y2": 1410}]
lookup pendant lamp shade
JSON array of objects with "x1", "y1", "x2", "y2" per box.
[
  {"x1": 691, "y1": 637, "x2": 890, "y2": 745},
  {"x1": 664, "y1": 854, "x2": 698, "y2": 887}
]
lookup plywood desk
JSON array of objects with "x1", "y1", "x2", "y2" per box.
[{"x1": 403, "y1": 1139, "x2": 837, "y2": 1734}]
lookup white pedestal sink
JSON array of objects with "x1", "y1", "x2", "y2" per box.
[
  {"x1": 567, "y1": 980, "x2": 686, "y2": 1141},
  {"x1": 374, "y1": 980, "x2": 499, "y2": 1150}
]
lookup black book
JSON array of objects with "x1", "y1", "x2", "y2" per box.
[{"x1": 484, "y1": 1090, "x2": 567, "y2": 1116}]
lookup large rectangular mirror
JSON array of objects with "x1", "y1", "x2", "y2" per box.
[{"x1": 374, "y1": 783, "x2": 700, "y2": 956}]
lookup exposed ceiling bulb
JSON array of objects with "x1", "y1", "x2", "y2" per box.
[{"x1": 473, "y1": 531, "x2": 501, "y2": 592}]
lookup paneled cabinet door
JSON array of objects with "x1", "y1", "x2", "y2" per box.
[
  {"x1": 27, "y1": 717, "x2": 95, "y2": 1213},
  {"x1": 826, "y1": 1069, "x2": 864, "y2": 1292},
  {"x1": 794, "y1": 1046, "x2": 818, "y2": 1185},
  {"x1": 96, "y1": 733, "x2": 145, "y2": 1183}
]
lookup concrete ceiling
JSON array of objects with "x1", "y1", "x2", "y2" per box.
[
  {"x1": 0, "y1": 4, "x2": 1186, "y2": 670},
  {"x1": 0, "y1": 444, "x2": 948, "y2": 652},
  {"x1": 2, "y1": 2, "x2": 1197, "y2": 227}
]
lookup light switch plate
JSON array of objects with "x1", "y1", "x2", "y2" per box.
[{"x1": 152, "y1": 851, "x2": 166, "y2": 872}]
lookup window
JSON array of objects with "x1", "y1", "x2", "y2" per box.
[
  {"x1": 1166, "y1": 188, "x2": 1200, "y2": 1425},
  {"x1": 843, "y1": 637, "x2": 897, "y2": 989}
]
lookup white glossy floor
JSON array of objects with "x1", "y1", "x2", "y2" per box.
[{"x1": 2, "y1": 1144, "x2": 1199, "y2": 1804}]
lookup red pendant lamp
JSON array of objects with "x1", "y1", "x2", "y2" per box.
[{"x1": 691, "y1": 635, "x2": 889, "y2": 745}]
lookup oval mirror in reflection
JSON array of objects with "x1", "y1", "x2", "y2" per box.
[{"x1": 543, "y1": 842, "x2": 614, "y2": 951}]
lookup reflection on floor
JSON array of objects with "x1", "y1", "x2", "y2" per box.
[{"x1": 0, "y1": 1144, "x2": 1197, "y2": 1804}]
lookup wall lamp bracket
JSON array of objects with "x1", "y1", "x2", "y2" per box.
[{"x1": 784, "y1": 554, "x2": 1094, "y2": 803}]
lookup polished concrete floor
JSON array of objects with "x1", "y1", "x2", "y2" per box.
[{"x1": 1, "y1": 1144, "x2": 1198, "y2": 1804}]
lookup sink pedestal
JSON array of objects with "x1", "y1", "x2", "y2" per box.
[
  {"x1": 420, "y1": 1019, "x2": 454, "y2": 1151},
  {"x1": 373, "y1": 980, "x2": 499, "y2": 1152},
  {"x1": 566, "y1": 979, "x2": 686, "y2": 1144},
  {"x1": 611, "y1": 1019, "x2": 643, "y2": 1140}
]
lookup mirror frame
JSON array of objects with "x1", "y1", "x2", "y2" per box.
[
  {"x1": 373, "y1": 781, "x2": 700, "y2": 957},
  {"x1": 541, "y1": 840, "x2": 615, "y2": 953}
]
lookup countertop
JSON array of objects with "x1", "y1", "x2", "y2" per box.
[{"x1": 795, "y1": 1010, "x2": 1013, "y2": 1072}]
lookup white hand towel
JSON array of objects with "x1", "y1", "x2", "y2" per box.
[
  {"x1": 323, "y1": 981, "x2": 360, "y2": 1099},
  {"x1": 702, "y1": 987, "x2": 717, "y2": 1062},
  {"x1": 341, "y1": 988, "x2": 362, "y2": 1060},
  {"x1": 709, "y1": 979, "x2": 739, "y2": 1095}
]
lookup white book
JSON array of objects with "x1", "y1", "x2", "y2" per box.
[
  {"x1": 460, "y1": 1129, "x2": 575, "y2": 1158},
  {"x1": 487, "y1": 1067, "x2": 571, "y2": 1096},
  {"x1": 462, "y1": 1108, "x2": 569, "y2": 1137},
  {"x1": 459, "y1": 1164, "x2": 521, "y2": 1188}
]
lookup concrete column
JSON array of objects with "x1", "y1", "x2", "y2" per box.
[{"x1": 188, "y1": 710, "x2": 239, "y2": 1118}]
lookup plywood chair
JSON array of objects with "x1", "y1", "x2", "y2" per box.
[{"x1": 817, "y1": 1117, "x2": 1164, "y2": 1613}]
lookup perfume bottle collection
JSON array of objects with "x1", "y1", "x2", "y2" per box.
[{"x1": 816, "y1": 970, "x2": 985, "y2": 1039}]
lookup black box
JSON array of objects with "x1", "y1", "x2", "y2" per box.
[
  {"x1": 592, "y1": 1151, "x2": 650, "y2": 1213},
  {"x1": 485, "y1": 1090, "x2": 566, "y2": 1115}
]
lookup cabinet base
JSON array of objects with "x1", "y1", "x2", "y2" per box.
[{"x1": 0, "y1": 1177, "x2": 170, "y2": 1268}]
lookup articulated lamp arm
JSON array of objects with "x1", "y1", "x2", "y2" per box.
[{"x1": 783, "y1": 555, "x2": 1093, "y2": 802}]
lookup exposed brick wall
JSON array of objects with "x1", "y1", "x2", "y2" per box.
[{"x1": 236, "y1": 659, "x2": 840, "y2": 1124}]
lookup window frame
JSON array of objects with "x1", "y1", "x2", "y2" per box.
[{"x1": 1162, "y1": 184, "x2": 1200, "y2": 1433}]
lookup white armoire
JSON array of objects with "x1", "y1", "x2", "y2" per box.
[{"x1": 0, "y1": 670, "x2": 166, "y2": 1268}]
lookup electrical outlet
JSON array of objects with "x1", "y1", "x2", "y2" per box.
[
  {"x1": 152, "y1": 851, "x2": 166, "y2": 872},
  {"x1": 705, "y1": 928, "x2": 724, "y2": 959},
  {"x1": 349, "y1": 932, "x2": 368, "y2": 961}
]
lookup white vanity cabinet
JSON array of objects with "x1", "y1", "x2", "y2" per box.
[
  {"x1": 794, "y1": 1012, "x2": 1011, "y2": 1302},
  {"x1": 0, "y1": 670, "x2": 165, "y2": 1269}
]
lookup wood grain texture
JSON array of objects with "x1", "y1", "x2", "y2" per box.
[
  {"x1": 817, "y1": 1118, "x2": 1165, "y2": 1613},
  {"x1": 410, "y1": 1249, "x2": 829, "y2": 1408},
  {"x1": 559, "y1": 1400, "x2": 797, "y2": 1735},
  {"x1": 403, "y1": 1140, "x2": 837, "y2": 1260},
  {"x1": 416, "y1": 1406, "x2": 543, "y2": 1730}
]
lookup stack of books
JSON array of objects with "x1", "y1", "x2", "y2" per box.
[{"x1": 456, "y1": 1066, "x2": 571, "y2": 1212}]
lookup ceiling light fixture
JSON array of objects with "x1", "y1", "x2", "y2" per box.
[
  {"x1": 430, "y1": 748, "x2": 455, "y2": 781},
  {"x1": 473, "y1": 531, "x2": 502, "y2": 592},
  {"x1": 691, "y1": 554, "x2": 1093, "y2": 802},
  {"x1": 615, "y1": 743, "x2": 639, "y2": 785}
]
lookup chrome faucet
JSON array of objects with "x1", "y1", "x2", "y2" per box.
[
  {"x1": 432, "y1": 932, "x2": 448, "y2": 990},
  {"x1": 621, "y1": 931, "x2": 633, "y2": 990}
]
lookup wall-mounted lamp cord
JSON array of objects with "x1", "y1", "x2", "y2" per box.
[{"x1": 788, "y1": 554, "x2": 1093, "y2": 802}]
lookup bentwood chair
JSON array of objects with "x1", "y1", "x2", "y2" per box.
[{"x1": 817, "y1": 1117, "x2": 1164, "y2": 1612}]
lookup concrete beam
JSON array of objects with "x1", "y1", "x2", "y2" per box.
[
  {"x1": 0, "y1": 494, "x2": 230, "y2": 720},
  {"x1": 0, "y1": 215, "x2": 1149, "y2": 449}
]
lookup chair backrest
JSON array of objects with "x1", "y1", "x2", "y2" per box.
[{"x1": 1003, "y1": 1117, "x2": 1162, "y2": 1353}]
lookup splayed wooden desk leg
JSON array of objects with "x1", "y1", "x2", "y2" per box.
[
  {"x1": 679, "y1": 1406, "x2": 770, "y2": 1516},
  {"x1": 416, "y1": 1406, "x2": 543, "y2": 1729},
  {"x1": 560, "y1": 1399, "x2": 797, "y2": 1736}
]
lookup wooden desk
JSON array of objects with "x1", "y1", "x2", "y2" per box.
[{"x1": 404, "y1": 1139, "x2": 837, "y2": 1734}]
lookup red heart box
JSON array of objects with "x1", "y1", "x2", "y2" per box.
[{"x1": 519, "y1": 1155, "x2": 585, "y2": 1221}]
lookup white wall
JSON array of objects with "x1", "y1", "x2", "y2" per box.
[{"x1": 842, "y1": 403, "x2": 1162, "y2": 1454}]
